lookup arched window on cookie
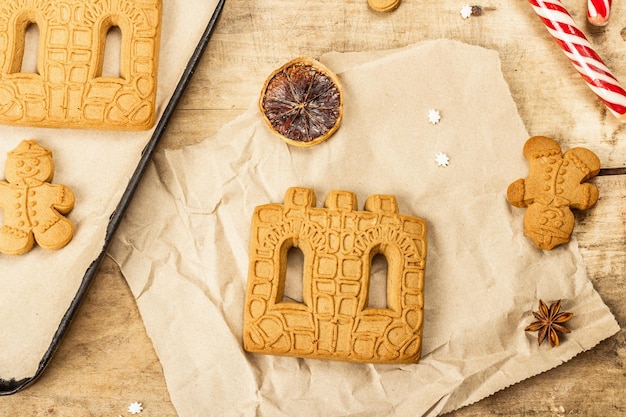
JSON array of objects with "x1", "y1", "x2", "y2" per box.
[
  {"x1": 282, "y1": 246, "x2": 305, "y2": 303},
  {"x1": 368, "y1": 253, "x2": 389, "y2": 309},
  {"x1": 8, "y1": 11, "x2": 43, "y2": 74},
  {"x1": 95, "y1": 15, "x2": 128, "y2": 79},
  {"x1": 366, "y1": 244, "x2": 401, "y2": 312},
  {"x1": 277, "y1": 237, "x2": 312, "y2": 306}
]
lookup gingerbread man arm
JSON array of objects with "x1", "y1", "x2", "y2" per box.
[
  {"x1": 563, "y1": 147, "x2": 601, "y2": 210},
  {"x1": 506, "y1": 178, "x2": 529, "y2": 208},
  {"x1": 0, "y1": 180, "x2": 8, "y2": 194},
  {"x1": 566, "y1": 147, "x2": 601, "y2": 182},
  {"x1": 0, "y1": 181, "x2": 10, "y2": 209},
  {"x1": 52, "y1": 184, "x2": 75, "y2": 214},
  {"x1": 569, "y1": 183, "x2": 599, "y2": 210}
]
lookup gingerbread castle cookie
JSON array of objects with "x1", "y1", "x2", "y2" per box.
[
  {"x1": 243, "y1": 187, "x2": 427, "y2": 364},
  {"x1": 507, "y1": 136, "x2": 601, "y2": 250},
  {"x1": 0, "y1": 0, "x2": 162, "y2": 130},
  {"x1": 0, "y1": 140, "x2": 75, "y2": 255}
]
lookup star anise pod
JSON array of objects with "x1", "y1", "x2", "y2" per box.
[{"x1": 525, "y1": 299, "x2": 573, "y2": 347}]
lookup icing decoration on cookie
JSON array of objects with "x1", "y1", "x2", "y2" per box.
[
  {"x1": 0, "y1": 0, "x2": 162, "y2": 130},
  {"x1": 507, "y1": 136, "x2": 600, "y2": 250},
  {"x1": 243, "y1": 187, "x2": 427, "y2": 363},
  {"x1": 0, "y1": 140, "x2": 75, "y2": 255}
]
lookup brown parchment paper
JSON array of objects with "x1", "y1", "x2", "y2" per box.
[
  {"x1": 109, "y1": 40, "x2": 620, "y2": 416},
  {"x1": 0, "y1": 0, "x2": 221, "y2": 381}
]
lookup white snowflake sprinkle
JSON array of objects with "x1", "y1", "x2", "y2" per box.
[
  {"x1": 428, "y1": 109, "x2": 441, "y2": 125},
  {"x1": 460, "y1": 4, "x2": 473, "y2": 19},
  {"x1": 128, "y1": 402, "x2": 143, "y2": 414},
  {"x1": 435, "y1": 152, "x2": 450, "y2": 167}
]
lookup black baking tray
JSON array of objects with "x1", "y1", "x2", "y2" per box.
[{"x1": 0, "y1": 0, "x2": 226, "y2": 395}]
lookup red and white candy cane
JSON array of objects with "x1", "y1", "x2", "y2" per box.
[
  {"x1": 588, "y1": 0, "x2": 612, "y2": 26},
  {"x1": 529, "y1": 0, "x2": 626, "y2": 119}
]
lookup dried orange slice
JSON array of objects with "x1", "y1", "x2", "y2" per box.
[{"x1": 259, "y1": 57, "x2": 343, "y2": 147}]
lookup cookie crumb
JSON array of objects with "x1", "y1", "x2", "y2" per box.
[{"x1": 435, "y1": 152, "x2": 450, "y2": 167}]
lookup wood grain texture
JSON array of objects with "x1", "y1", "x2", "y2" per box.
[{"x1": 2, "y1": 0, "x2": 625, "y2": 415}]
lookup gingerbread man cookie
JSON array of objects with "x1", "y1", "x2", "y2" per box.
[
  {"x1": 507, "y1": 136, "x2": 601, "y2": 250},
  {"x1": 0, "y1": 140, "x2": 75, "y2": 255}
]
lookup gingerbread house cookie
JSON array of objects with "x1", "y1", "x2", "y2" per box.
[
  {"x1": 0, "y1": 0, "x2": 162, "y2": 130},
  {"x1": 243, "y1": 187, "x2": 427, "y2": 364}
]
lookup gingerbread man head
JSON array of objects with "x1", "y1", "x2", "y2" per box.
[{"x1": 5, "y1": 140, "x2": 54, "y2": 184}]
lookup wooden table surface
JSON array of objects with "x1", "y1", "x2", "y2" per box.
[{"x1": 2, "y1": 0, "x2": 626, "y2": 416}]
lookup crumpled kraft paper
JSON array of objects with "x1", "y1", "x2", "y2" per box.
[
  {"x1": 109, "y1": 40, "x2": 620, "y2": 416},
  {"x1": 0, "y1": 0, "x2": 221, "y2": 382}
]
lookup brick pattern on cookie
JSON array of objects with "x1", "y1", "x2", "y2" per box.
[
  {"x1": 507, "y1": 136, "x2": 601, "y2": 250},
  {"x1": 0, "y1": 0, "x2": 162, "y2": 130},
  {"x1": 243, "y1": 187, "x2": 427, "y2": 364},
  {"x1": 0, "y1": 140, "x2": 75, "y2": 255}
]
